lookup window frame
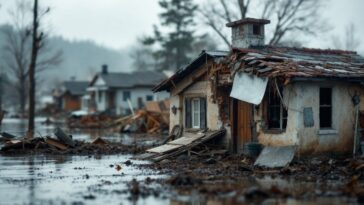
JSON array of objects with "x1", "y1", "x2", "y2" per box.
[
  {"x1": 252, "y1": 24, "x2": 261, "y2": 36},
  {"x1": 123, "y1": 91, "x2": 131, "y2": 102},
  {"x1": 146, "y1": 95, "x2": 153, "y2": 101},
  {"x1": 266, "y1": 84, "x2": 288, "y2": 131},
  {"x1": 191, "y1": 98, "x2": 201, "y2": 129},
  {"x1": 319, "y1": 87, "x2": 332, "y2": 129},
  {"x1": 98, "y1": 91, "x2": 102, "y2": 103}
]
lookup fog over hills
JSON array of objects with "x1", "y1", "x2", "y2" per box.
[{"x1": 0, "y1": 24, "x2": 133, "y2": 91}]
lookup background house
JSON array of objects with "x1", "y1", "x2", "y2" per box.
[
  {"x1": 59, "y1": 81, "x2": 89, "y2": 111},
  {"x1": 88, "y1": 65, "x2": 169, "y2": 115}
]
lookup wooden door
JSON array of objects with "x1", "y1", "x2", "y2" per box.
[{"x1": 237, "y1": 101, "x2": 253, "y2": 148}]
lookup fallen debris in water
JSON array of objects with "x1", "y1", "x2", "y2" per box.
[
  {"x1": 45, "y1": 137, "x2": 68, "y2": 150},
  {"x1": 91, "y1": 137, "x2": 108, "y2": 146},
  {"x1": 54, "y1": 127, "x2": 75, "y2": 147},
  {"x1": 0, "y1": 128, "x2": 151, "y2": 155}
]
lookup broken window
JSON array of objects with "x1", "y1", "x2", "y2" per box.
[
  {"x1": 319, "y1": 88, "x2": 332, "y2": 128},
  {"x1": 185, "y1": 97, "x2": 206, "y2": 129},
  {"x1": 253, "y1": 24, "x2": 261, "y2": 35},
  {"x1": 267, "y1": 85, "x2": 287, "y2": 129},
  {"x1": 123, "y1": 91, "x2": 131, "y2": 101}
]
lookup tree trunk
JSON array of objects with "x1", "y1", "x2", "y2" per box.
[
  {"x1": 19, "y1": 76, "x2": 26, "y2": 117},
  {"x1": 27, "y1": 0, "x2": 39, "y2": 138}
]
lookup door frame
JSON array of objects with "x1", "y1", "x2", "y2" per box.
[{"x1": 231, "y1": 98, "x2": 254, "y2": 153}]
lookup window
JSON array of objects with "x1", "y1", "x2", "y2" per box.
[
  {"x1": 185, "y1": 97, "x2": 206, "y2": 129},
  {"x1": 98, "y1": 91, "x2": 102, "y2": 103},
  {"x1": 146, "y1": 95, "x2": 153, "y2": 101},
  {"x1": 123, "y1": 91, "x2": 131, "y2": 101},
  {"x1": 253, "y1": 24, "x2": 261, "y2": 35},
  {"x1": 320, "y1": 88, "x2": 332, "y2": 128},
  {"x1": 267, "y1": 86, "x2": 287, "y2": 129},
  {"x1": 192, "y1": 99, "x2": 201, "y2": 128}
]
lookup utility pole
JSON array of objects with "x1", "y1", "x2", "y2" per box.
[
  {"x1": 27, "y1": 0, "x2": 39, "y2": 138},
  {"x1": 0, "y1": 73, "x2": 3, "y2": 112},
  {"x1": 0, "y1": 73, "x2": 3, "y2": 127}
]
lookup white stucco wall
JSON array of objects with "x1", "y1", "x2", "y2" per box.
[{"x1": 257, "y1": 80, "x2": 364, "y2": 154}]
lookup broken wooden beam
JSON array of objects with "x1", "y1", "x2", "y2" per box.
[
  {"x1": 149, "y1": 129, "x2": 226, "y2": 162},
  {"x1": 45, "y1": 137, "x2": 68, "y2": 150}
]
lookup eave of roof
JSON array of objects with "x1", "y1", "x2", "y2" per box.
[{"x1": 153, "y1": 50, "x2": 228, "y2": 92}]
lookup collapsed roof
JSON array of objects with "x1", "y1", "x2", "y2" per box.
[{"x1": 228, "y1": 46, "x2": 364, "y2": 80}]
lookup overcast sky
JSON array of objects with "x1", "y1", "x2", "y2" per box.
[{"x1": 0, "y1": 0, "x2": 363, "y2": 54}]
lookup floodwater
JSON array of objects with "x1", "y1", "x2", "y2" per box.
[
  {"x1": 0, "y1": 155, "x2": 168, "y2": 205},
  {"x1": 0, "y1": 118, "x2": 362, "y2": 205}
]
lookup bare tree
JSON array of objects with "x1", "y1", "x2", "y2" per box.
[
  {"x1": 331, "y1": 23, "x2": 361, "y2": 51},
  {"x1": 1, "y1": 0, "x2": 62, "y2": 118},
  {"x1": 130, "y1": 38, "x2": 157, "y2": 71},
  {"x1": 345, "y1": 23, "x2": 360, "y2": 51},
  {"x1": 199, "y1": 0, "x2": 328, "y2": 48}
]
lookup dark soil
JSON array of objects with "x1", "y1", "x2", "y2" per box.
[{"x1": 138, "y1": 153, "x2": 364, "y2": 203}]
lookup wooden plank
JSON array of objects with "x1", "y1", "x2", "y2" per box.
[
  {"x1": 168, "y1": 133, "x2": 205, "y2": 145},
  {"x1": 147, "y1": 144, "x2": 183, "y2": 154},
  {"x1": 45, "y1": 138, "x2": 68, "y2": 150},
  {"x1": 152, "y1": 129, "x2": 226, "y2": 162}
]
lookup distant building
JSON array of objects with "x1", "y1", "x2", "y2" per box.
[
  {"x1": 88, "y1": 65, "x2": 169, "y2": 115},
  {"x1": 59, "y1": 81, "x2": 89, "y2": 111}
]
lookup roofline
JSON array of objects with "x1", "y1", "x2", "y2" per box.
[
  {"x1": 231, "y1": 46, "x2": 358, "y2": 55},
  {"x1": 226, "y1": 18, "x2": 270, "y2": 27},
  {"x1": 152, "y1": 50, "x2": 228, "y2": 92},
  {"x1": 291, "y1": 76, "x2": 364, "y2": 83}
]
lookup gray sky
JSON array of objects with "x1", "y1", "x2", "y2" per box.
[{"x1": 0, "y1": 0, "x2": 363, "y2": 54}]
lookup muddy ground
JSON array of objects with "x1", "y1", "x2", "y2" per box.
[
  {"x1": 136, "y1": 153, "x2": 364, "y2": 204},
  {"x1": 1, "y1": 118, "x2": 364, "y2": 204}
]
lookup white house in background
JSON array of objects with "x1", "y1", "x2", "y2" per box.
[{"x1": 87, "y1": 65, "x2": 169, "y2": 115}]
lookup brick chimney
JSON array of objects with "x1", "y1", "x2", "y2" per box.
[
  {"x1": 101, "y1": 64, "x2": 108, "y2": 74},
  {"x1": 226, "y1": 18, "x2": 270, "y2": 48}
]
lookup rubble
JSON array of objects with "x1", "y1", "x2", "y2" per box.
[
  {"x1": 115, "y1": 110, "x2": 169, "y2": 134},
  {"x1": 0, "y1": 128, "x2": 151, "y2": 155},
  {"x1": 66, "y1": 100, "x2": 170, "y2": 134}
]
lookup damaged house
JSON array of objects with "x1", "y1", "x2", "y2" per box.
[{"x1": 153, "y1": 18, "x2": 364, "y2": 155}]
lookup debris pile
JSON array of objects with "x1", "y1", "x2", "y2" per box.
[
  {"x1": 67, "y1": 115, "x2": 114, "y2": 129},
  {"x1": 115, "y1": 100, "x2": 170, "y2": 134},
  {"x1": 66, "y1": 100, "x2": 170, "y2": 134},
  {"x1": 141, "y1": 129, "x2": 226, "y2": 162},
  {"x1": 0, "y1": 128, "x2": 147, "y2": 155}
]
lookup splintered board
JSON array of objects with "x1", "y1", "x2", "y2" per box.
[
  {"x1": 147, "y1": 144, "x2": 183, "y2": 154},
  {"x1": 168, "y1": 133, "x2": 205, "y2": 146}
]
